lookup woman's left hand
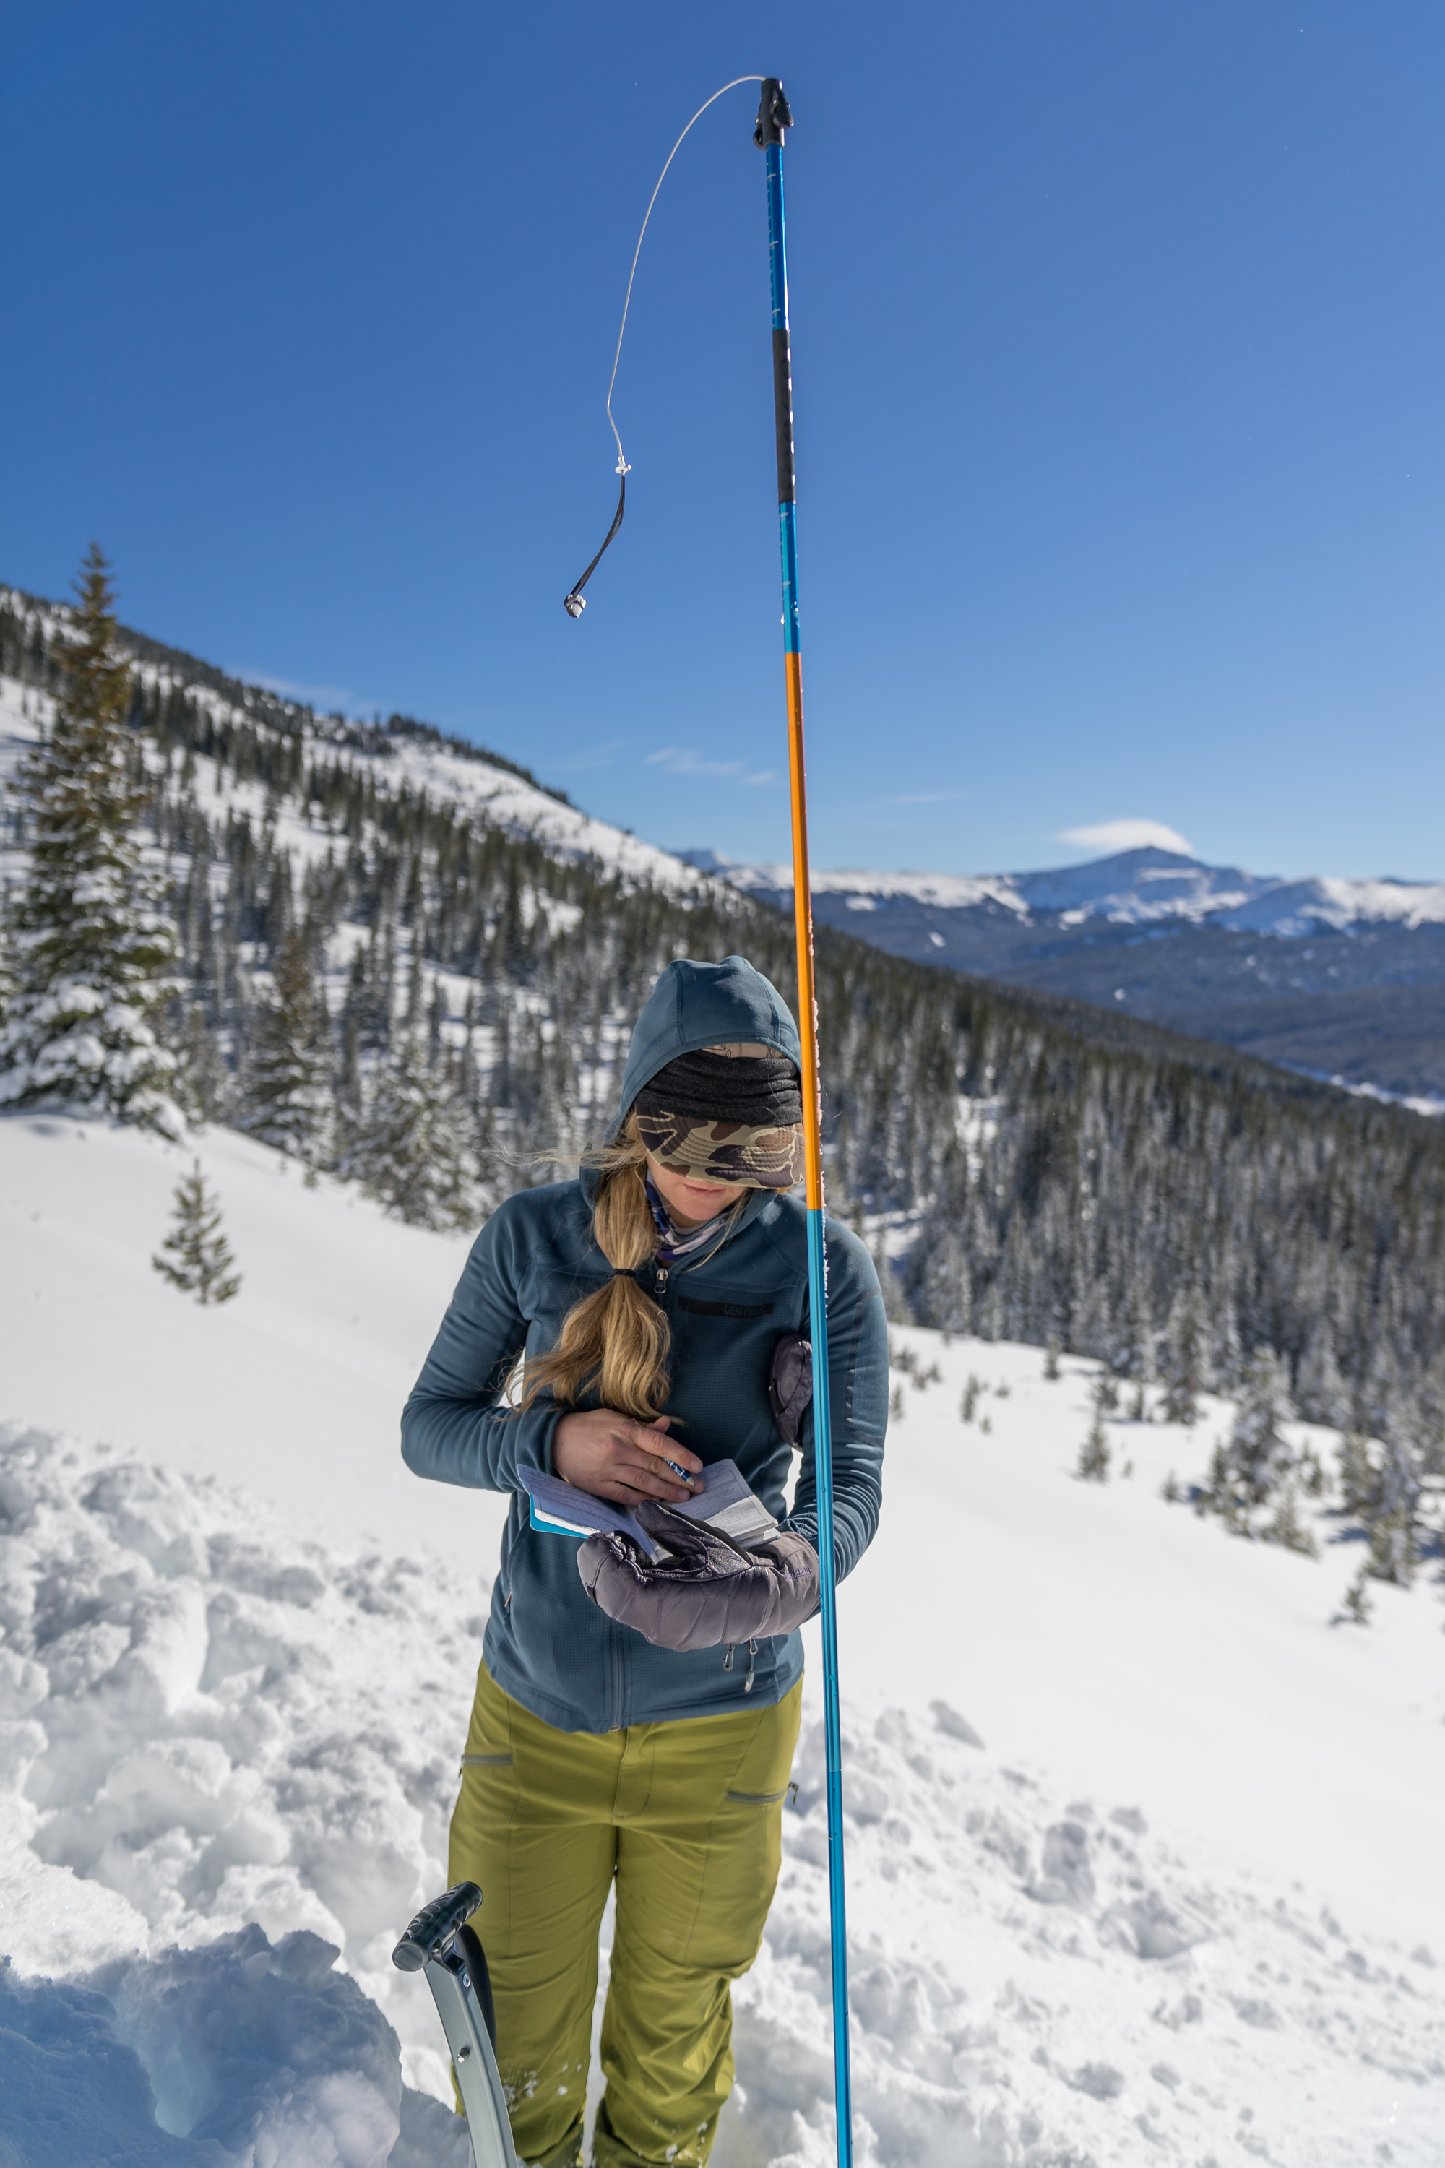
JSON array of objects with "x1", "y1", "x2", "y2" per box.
[{"x1": 553, "y1": 1408, "x2": 703, "y2": 1505}]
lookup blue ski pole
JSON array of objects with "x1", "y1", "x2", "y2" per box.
[{"x1": 755, "y1": 77, "x2": 854, "y2": 2168}]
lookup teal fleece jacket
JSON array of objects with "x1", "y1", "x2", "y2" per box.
[{"x1": 400, "y1": 955, "x2": 889, "y2": 1731}]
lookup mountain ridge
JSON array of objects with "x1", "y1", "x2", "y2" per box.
[
  {"x1": 677, "y1": 843, "x2": 1445, "y2": 937},
  {"x1": 677, "y1": 846, "x2": 1445, "y2": 1103}
]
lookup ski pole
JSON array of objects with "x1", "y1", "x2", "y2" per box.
[{"x1": 754, "y1": 77, "x2": 854, "y2": 2168}]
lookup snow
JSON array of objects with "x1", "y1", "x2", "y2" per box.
[
  {"x1": 681, "y1": 845, "x2": 1445, "y2": 939},
  {"x1": 3, "y1": 1112, "x2": 1445, "y2": 2164},
  {"x1": 0, "y1": 646, "x2": 719, "y2": 908},
  {"x1": 685, "y1": 852, "x2": 1034, "y2": 917}
]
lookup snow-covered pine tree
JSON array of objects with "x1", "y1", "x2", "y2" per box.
[
  {"x1": 1294, "y1": 1320, "x2": 1350, "y2": 1429},
  {"x1": 0, "y1": 547, "x2": 182, "y2": 1134},
  {"x1": 1159, "y1": 1290, "x2": 1203, "y2": 1423},
  {"x1": 174, "y1": 1004, "x2": 230, "y2": 1125},
  {"x1": 1366, "y1": 1431, "x2": 1423, "y2": 1586},
  {"x1": 1338, "y1": 1565, "x2": 1372, "y2": 1626},
  {"x1": 1077, "y1": 1411, "x2": 1110, "y2": 1481},
  {"x1": 347, "y1": 1030, "x2": 481, "y2": 1231},
  {"x1": 1223, "y1": 1347, "x2": 1293, "y2": 1509},
  {"x1": 1121, "y1": 1277, "x2": 1156, "y2": 1382},
  {"x1": 240, "y1": 925, "x2": 332, "y2": 1164},
  {"x1": 1210, "y1": 1297, "x2": 1244, "y2": 1398},
  {"x1": 1264, "y1": 1481, "x2": 1319, "y2": 1557},
  {"x1": 1092, "y1": 1371, "x2": 1119, "y2": 1415},
  {"x1": 1337, "y1": 1428, "x2": 1377, "y2": 1518},
  {"x1": 152, "y1": 1159, "x2": 241, "y2": 1304}
]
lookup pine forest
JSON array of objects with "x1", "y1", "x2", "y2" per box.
[{"x1": 3, "y1": 573, "x2": 1443, "y2": 1506}]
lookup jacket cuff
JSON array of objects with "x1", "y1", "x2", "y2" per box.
[{"x1": 509, "y1": 1396, "x2": 562, "y2": 1481}]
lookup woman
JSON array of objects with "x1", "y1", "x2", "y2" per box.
[{"x1": 401, "y1": 953, "x2": 888, "y2": 2168}]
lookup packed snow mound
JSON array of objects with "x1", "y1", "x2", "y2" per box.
[
  {"x1": 3, "y1": 1420, "x2": 1442, "y2": 2166},
  {"x1": 0, "y1": 1934, "x2": 470, "y2": 2167},
  {"x1": 0, "y1": 1421, "x2": 487, "y2": 2112}
]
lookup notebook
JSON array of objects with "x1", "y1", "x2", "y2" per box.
[{"x1": 520, "y1": 1458, "x2": 778, "y2": 1564}]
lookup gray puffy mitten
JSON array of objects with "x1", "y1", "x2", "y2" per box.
[{"x1": 577, "y1": 1504, "x2": 820, "y2": 1652}]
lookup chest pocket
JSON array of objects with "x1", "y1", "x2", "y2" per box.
[{"x1": 677, "y1": 1295, "x2": 776, "y2": 1320}]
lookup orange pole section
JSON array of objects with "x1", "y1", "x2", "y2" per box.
[{"x1": 785, "y1": 650, "x2": 825, "y2": 1212}]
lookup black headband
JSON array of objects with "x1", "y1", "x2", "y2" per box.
[{"x1": 633, "y1": 1049, "x2": 802, "y2": 1128}]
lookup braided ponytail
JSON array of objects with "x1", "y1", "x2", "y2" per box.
[{"x1": 514, "y1": 1112, "x2": 676, "y2": 1423}]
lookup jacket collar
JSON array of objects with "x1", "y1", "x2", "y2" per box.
[{"x1": 577, "y1": 1160, "x2": 776, "y2": 1253}]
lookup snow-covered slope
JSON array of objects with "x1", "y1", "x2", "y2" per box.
[
  {"x1": 3, "y1": 1111, "x2": 1444, "y2": 2165},
  {"x1": 0, "y1": 604, "x2": 713, "y2": 902},
  {"x1": 681, "y1": 845, "x2": 1445, "y2": 937}
]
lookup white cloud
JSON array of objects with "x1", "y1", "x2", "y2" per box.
[
  {"x1": 646, "y1": 748, "x2": 776, "y2": 786},
  {"x1": 546, "y1": 738, "x2": 625, "y2": 773},
  {"x1": 242, "y1": 671, "x2": 358, "y2": 712},
  {"x1": 1056, "y1": 818, "x2": 1196, "y2": 857},
  {"x1": 645, "y1": 748, "x2": 742, "y2": 777}
]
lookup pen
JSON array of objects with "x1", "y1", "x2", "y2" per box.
[{"x1": 661, "y1": 1457, "x2": 697, "y2": 1485}]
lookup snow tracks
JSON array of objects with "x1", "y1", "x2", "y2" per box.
[{"x1": 1, "y1": 1420, "x2": 1441, "y2": 2166}]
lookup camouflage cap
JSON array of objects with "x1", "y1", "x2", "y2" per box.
[{"x1": 632, "y1": 1044, "x2": 804, "y2": 1191}]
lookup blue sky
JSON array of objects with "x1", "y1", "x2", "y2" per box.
[{"x1": 4, "y1": 3, "x2": 1444, "y2": 880}]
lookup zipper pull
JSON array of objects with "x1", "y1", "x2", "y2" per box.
[{"x1": 655, "y1": 1263, "x2": 670, "y2": 1294}]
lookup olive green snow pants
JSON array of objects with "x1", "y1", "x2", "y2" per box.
[{"x1": 447, "y1": 1659, "x2": 803, "y2": 2168}]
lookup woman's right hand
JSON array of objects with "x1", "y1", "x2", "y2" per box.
[{"x1": 552, "y1": 1409, "x2": 703, "y2": 1506}]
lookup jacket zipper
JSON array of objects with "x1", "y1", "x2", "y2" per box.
[{"x1": 722, "y1": 1640, "x2": 760, "y2": 1692}]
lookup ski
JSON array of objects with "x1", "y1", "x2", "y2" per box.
[{"x1": 393, "y1": 1882, "x2": 519, "y2": 2167}]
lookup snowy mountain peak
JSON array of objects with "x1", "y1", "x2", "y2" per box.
[{"x1": 677, "y1": 843, "x2": 1445, "y2": 937}]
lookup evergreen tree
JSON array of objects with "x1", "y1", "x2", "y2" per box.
[
  {"x1": 1338, "y1": 1565, "x2": 1372, "y2": 1626},
  {"x1": 1365, "y1": 1433, "x2": 1423, "y2": 1586},
  {"x1": 346, "y1": 1030, "x2": 482, "y2": 1231},
  {"x1": 1223, "y1": 1348, "x2": 1293, "y2": 1509},
  {"x1": 1337, "y1": 1428, "x2": 1377, "y2": 1518},
  {"x1": 1295, "y1": 1321, "x2": 1350, "y2": 1429},
  {"x1": 1077, "y1": 1412, "x2": 1111, "y2": 1481},
  {"x1": 0, "y1": 547, "x2": 182, "y2": 1133},
  {"x1": 152, "y1": 1159, "x2": 241, "y2": 1304},
  {"x1": 1264, "y1": 1482, "x2": 1319, "y2": 1558},
  {"x1": 1121, "y1": 1278, "x2": 1156, "y2": 1381},
  {"x1": 241, "y1": 925, "x2": 332, "y2": 1162},
  {"x1": 173, "y1": 1005, "x2": 229, "y2": 1126},
  {"x1": 1160, "y1": 1286, "x2": 1207, "y2": 1424}
]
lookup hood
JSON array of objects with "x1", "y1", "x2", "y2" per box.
[{"x1": 614, "y1": 954, "x2": 802, "y2": 1132}]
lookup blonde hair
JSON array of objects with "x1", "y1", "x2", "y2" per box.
[
  {"x1": 522, "y1": 1057, "x2": 766, "y2": 1430},
  {"x1": 514, "y1": 1107, "x2": 747, "y2": 1424}
]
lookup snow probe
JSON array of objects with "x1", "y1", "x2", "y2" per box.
[
  {"x1": 564, "y1": 76, "x2": 856, "y2": 2166},
  {"x1": 393, "y1": 1882, "x2": 519, "y2": 2166}
]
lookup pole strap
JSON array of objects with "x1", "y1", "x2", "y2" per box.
[{"x1": 563, "y1": 75, "x2": 766, "y2": 618}]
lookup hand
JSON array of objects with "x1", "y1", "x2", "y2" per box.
[
  {"x1": 552, "y1": 1408, "x2": 703, "y2": 1507},
  {"x1": 577, "y1": 1513, "x2": 820, "y2": 1651}
]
